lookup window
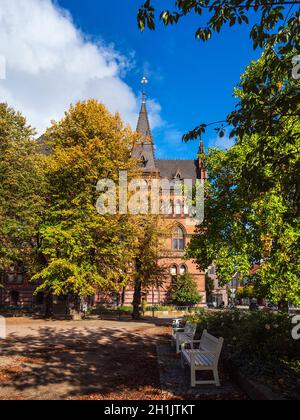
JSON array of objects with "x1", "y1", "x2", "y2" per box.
[
  {"x1": 184, "y1": 201, "x2": 189, "y2": 215},
  {"x1": 6, "y1": 264, "x2": 25, "y2": 285},
  {"x1": 172, "y1": 226, "x2": 184, "y2": 250},
  {"x1": 10, "y1": 291, "x2": 20, "y2": 306},
  {"x1": 175, "y1": 200, "x2": 182, "y2": 215},
  {"x1": 179, "y1": 265, "x2": 187, "y2": 275},
  {"x1": 140, "y1": 155, "x2": 147, "y2": 168},
  {"x1": 35, "y1": 292, "x2": 44, "y2": 306},
  {"x1": 174, "y1": 170, "x2": 182, "y2": 180},
  {"x1": 161, "y1": 200, "x2": 173, "y2": 215},
  {"x1": 170, "y1": 265, "x2": 178, "y2": 276}
]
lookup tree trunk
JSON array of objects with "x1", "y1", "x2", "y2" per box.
[
  {"x1": 132, "y1": 280, "x2": 142, "y2": 320},
  {"x1": 121, "y1": 287, "x2": 126, "y2": 306},
  {"x1": 44, "y1": 293, "x2": 53, "y2": 319},
  {"x1": 68, "y1": 295, "x2": 82, "y2": 320}
]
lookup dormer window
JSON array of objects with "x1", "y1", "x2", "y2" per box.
[
  {"x1": 140, "y1": 155, "x2": 148, "y2": 168},
  {"x1": 174, "y1": 169, "x2": 182, "y2": 180}
]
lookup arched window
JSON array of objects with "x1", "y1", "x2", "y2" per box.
[
  {"x1": 183, "y1": 200, "x2": 189, "y2": 215},
  {"x1": 6, "y1": 264, "x2": 24, "y2": 285},
  {"x1": 170, "y1": 265, "x2": 178, "y2": 284},
  {"x1": 172, "y1": 226, "x2": 184, "y2": 250},
  {"x1": 161, "y1": 200, "x2": 173, "y2": 215},
  {"x1": 170, "y1": 265, "x2": 178, "y2": 276},
  {"x1": 175, "y1": 200, "x2": 182, "y2": 215},
  {"x1": 179, "y1": 265, "x2": 187, "y2": 276},
  {"x1": 168, "y1": 201, "x2": 174, "y2": 215}
]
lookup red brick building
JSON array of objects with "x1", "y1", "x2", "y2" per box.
[
  {"x1": 0, "y1": 94, "x2": 228, "y2": 309},
  {"x1": 113, "y1": 93, "x2": 227, "y2": 306}
]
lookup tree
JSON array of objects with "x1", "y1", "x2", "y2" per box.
[
  {"x1": 236, "y1": 285, "x2": 255, "y2": 300},
  {"x1": 138, "y1": 1, "x2": 300, "y2": 141},
  {"x1": 138, "y1": 0, "x2": 299, "y2": 45},
  {"x1": 0, "y1": 103, "x2": 46, "y2": 282},
  {"x1": 31, "y1": 100, "x2": 140, "y2": 317},
  {"x1": 137, "y1": 1, "x2": 300, "y2": 308},
  {"x1": 186, "y1": 110, "x2": 300, "y2": 306},
  {"x1": 170, "y1": 273, "x2": 202, "y2": 306},
  {"x1": 131, "y1": 216, "x2": 168, "y2": 319}
]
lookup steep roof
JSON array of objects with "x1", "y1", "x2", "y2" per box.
[
  {"x1": 132, "y1": 93, "x2": 157, "y2": 172},
  {"x1": 133, "y1": 92, "x2": 204, "y2": 180},
  {"x1": 136, "y1": 93, "x2": 153, "y2": 142},
  {"x1": 131, "y1": 142, "x2": 157, "y2": 173},
  {"x1": 155, "y1": 159, "x2": 200, "y2": 182}
]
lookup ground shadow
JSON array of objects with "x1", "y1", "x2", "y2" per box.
[{"x1": 0, "y1": 323, "x2": 169, "y2": 400}]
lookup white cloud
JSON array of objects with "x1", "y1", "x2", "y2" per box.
[{"x1": 0, "y1": 0, "x2": 162, "y2": 134}]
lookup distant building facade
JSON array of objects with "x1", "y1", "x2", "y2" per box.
[{"x1": 101, "y1": 93, "x2": 228, "y2": 307}]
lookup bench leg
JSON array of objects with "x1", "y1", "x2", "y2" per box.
[
  {"x1": 213, "y1": 368, "x2": 221, "y2": 387},
  {"x1": 191, "y1": 364, "x2": 196, "y2": 387},
  {"x1": 181, "y1": 352, "x2": 185, "y2": 368},
  {"x1": 176, "y1": 338, "x2": 181, "y2": 354}
]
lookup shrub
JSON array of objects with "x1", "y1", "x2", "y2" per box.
[
  {"x1": 186, "y1": 310, "x2": 300, "y2": 398},
  {"x1": 170, "y1": 274, "x2": 202, "y2": 306}
]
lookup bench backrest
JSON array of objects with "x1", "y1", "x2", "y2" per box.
[
  {"x1": 200, "y1": 330, "x2": 224, "y2": 359},
  {"x1": 184, "y1": 323, "x2": 197, "y2": 337},
  {"x1": 172, "y1": 318, "x2": 183, "y2": 328}
]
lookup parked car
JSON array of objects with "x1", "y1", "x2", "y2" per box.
[{"x1": 267, "y1": 303, "x2": 278, "y2": 311}]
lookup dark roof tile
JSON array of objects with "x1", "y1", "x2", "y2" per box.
[{"x1": 156, "y1": 159, "x2": 200, "y2": 182}]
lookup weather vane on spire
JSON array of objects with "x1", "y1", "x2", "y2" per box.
[{"x1": 141, "y1": 76, "x2": 148, "y2": 103}]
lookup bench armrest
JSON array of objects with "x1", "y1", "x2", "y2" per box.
[
  {"x1": 181, "y1": 341, "x2": 195, "y2": 350},
  {"x1": 181, "y1": 340, "x2": 201, "y2": 350}
]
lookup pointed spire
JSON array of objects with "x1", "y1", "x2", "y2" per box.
[
  {"x1": 132, "y1": 78, "x2": 157, "y2": 173},
  {"x1": 198, "y1": 136, "x2": 205, "y2": 155},
  {"x1": 136, "y1": 87, "x2": 153, "y2": 143},
  {"x1": 198, "y1": 136, "x2": 207, "y2": 180}
]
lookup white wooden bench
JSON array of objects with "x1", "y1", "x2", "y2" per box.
[
  {"x1": 171, "y1": 323, "x2": 197, "y2": 354},
  {"x1": 181, "y1": 330, "x2": 224, "y2": 387}
]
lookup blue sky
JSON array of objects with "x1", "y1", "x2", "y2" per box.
[
  {"x1": 0, "y1": 0, "x2": 262, "y2": 159},
  {"x1": 57, "y1": 0, "x2": 262, "y2": 159}
]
